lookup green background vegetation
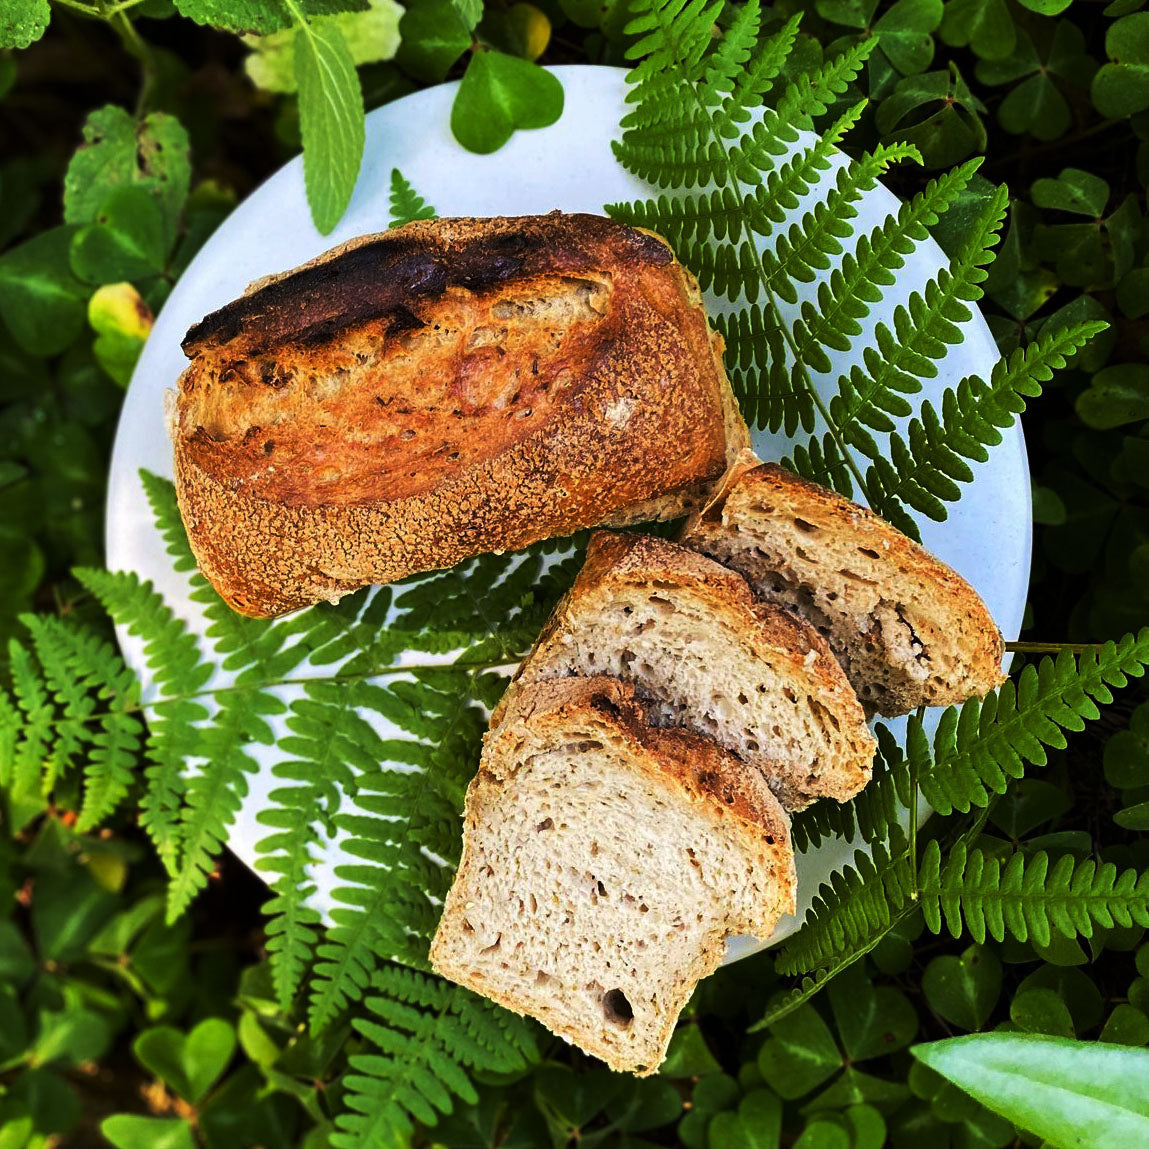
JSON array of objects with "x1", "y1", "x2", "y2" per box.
[{"x1": 2, "y1": 0, "x2": 1149, "y2": 1145}]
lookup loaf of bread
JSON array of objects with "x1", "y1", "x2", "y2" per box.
[
  {"x1": 429, "y1": 676, "x2": 795, "y2": 1075},
  {"x1": 680, "y1": 451, "x2": 1007, "y2": 716},
  {"x1": 493, "y1": 531, "x2": 875, "y2": 810},
  {"x1": 170, "y1": 214, "x2": 750, "y2": 617}
]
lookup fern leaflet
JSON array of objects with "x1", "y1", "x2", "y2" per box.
[
  {"x1": 916, "y1": 631, "x2": 1149, "y2": 816},
  {"x1": 388, "y1": 168, "x2": 437, "y2": 228},
  {"x1": 331, "y1": 965, "x2": 538, "y2": 1149},
  {"x1": 920, "y1": 840, "x2": 1149, "y2": 946}
]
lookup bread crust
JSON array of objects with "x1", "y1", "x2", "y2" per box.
[
  {"x1": 492, "y1": 531, "x2": 876, "y2": 807},
  {"x1": 172, "y1": 214, "x2": 750, "y2": 617},
  {"x1": 431, "y1": 677, "x2": 796, "y2": 1073},
  {"x1": 682, "y1": 457, "x2": 1007, "y2": 713},
  {"x1": 486, "y1": 676, "x2": 796, "y2": 873}
]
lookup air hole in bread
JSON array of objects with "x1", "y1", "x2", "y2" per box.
[
  {"x1": 597, "y1": 880, "x2": 608, "y2": 898},
  {"x1": 857, "y1": 546, "x2": 881, "y2": 559},
  {"x1": 738, "y1": 692, "x2": 749, "y2": 705},
  {"x1": 647, "y1": 595, "x2": 675, "y2": 614},
  {"x1": 536, "y1": 818, "x2": 554, "y2": 831},
  {"x1": 400, "y1": 429, "x2": 416, "y2": 441},
  {"x1": 480, "y1": 933, "x2": 502, "y2": 954},
  {"x1": 262, "y1": 440, "x2": 274, "y2": 455},
  {"x1": 794, "y1": 517, "x2": 819, "y2": 533},
  {"x1": 686, "y1": 848, "x2": 701, "y2": 868},
  {"x1": 603, "y1": 988, "x2": 634, "y2": 1028}
]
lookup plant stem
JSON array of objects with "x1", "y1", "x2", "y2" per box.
[{"x1": 1004, "y1": 641, "x2": 1104, "y2": 654}]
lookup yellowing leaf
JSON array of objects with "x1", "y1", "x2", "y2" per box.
[{"x1": 244, "y1": 0, "x2": 403, "y2": 94}]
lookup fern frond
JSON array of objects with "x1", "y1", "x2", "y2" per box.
[
  {"x1": 764, "y1": 140, "x2": 924, "y2": 307},
  {"x1": 714, "y1": 11, "x2": 800, "y2": 137},
  {"x1": 865, "y1": 320, "x2": 1110, "y2": 526},
  {"x1": 917, "y1": 631, "x2": 1149, "y2": 816},
  {"x1": 388, "y1": 169, "x2": 437, "y2": 229},
  {"x1": 6, "y1": 639, "x2": 56, "y2": 799},
  {"x1": 257, "y1": 680, "x2": 375, "y2": 1009},
  {"x1": 75, "y1": 565, "x2": 212, "y2": 875},
  {"x1": 308, "y1": 670, "x2": 490, "y2": 1032},
  {"x1": 166, "y1": 684, "x2": 284, "y2": 924},
  {"x1": 776, "y1": 828, "x2": 916, "y2": 977},
  {"x1": 20, "y1": 615, "x2": 142, "y2": 830},
  {"x1": 920, "y1": 840, "x2": 1149, "y2": 946},
  {"x1": 331, "y1": 966, "x2": 537, "y2": 1149},
  {"x1": 792, "y1": 726, "x2": 910, "y2": 852}
]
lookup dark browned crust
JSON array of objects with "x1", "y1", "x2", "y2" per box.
[
  {"x1": 172, "y1": 214, "x2": 750, "y2": 617},
  {"x1": 682, "y1": 456, "x2": 1006, "y2": 712},
  {"x1": 183, "y1": 215, "x2": 674, "y2": 358},
  {"x1": 485, "y1": 676, "x2": 794, "y2": 870}
]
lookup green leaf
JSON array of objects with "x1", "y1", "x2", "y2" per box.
[
  {"x1": 1077, "y1": 364, "x2": 1149, "y2": 429},
  {"x1": 173, "y1": 0, "x2": 293, "y2": 34},
  {"x1": 1094, "y1": 14, "x2": 1149, "y2": 118},
  {"x1": 388, "y1": 168, "x2": 438, "y2": 228},
  {"x1": 1010, "y1": 988, "x2": 1075, "y2": 1037},
  {"x1": 707, "y1": 1089, "x2": 782, "y2": 1149},
  {"x1": 1015, "y1": 0, "x2": 1074, "y2": 12},
  {"x1": 1101, "y1": 1004, "x2": 1149, "y2": 1046},
  {"x1": 873, "y1": 0, "x2": 942, "y2": 76},
  {"x1": 70, "y1": 186, "x2": 169, "y2": 284},
  {"x1": 844, "y1": 1104, "x2": 887, "y2": 1149},
  {"x1": 0, "y1": 226, "x2": 90, "y2": 356},
  {"x1": 0, "y1": 921, "x2": 35, "y2": 986},
  {"x1": 829, "y1": 964, "x2": 918, "y2": 1060},
  {"x1": 795, "y1": 1119, "x2": 850, "y2": 1149},
  {"x1": 244, "y1": 0, "x2": 402, "y2": 93},
  {"x1": 659, "y1": 1024, "x2": 721, "y2": 1077},
  {"x1": 293, "y1": 18, "x2": 365, "y2": 234},
  {"x1": 912, "y1": 1033, "x2": 1149, "y2": 1148},
  {"x1": 1117, "y1": 266, "x2": 1149, "y2": 319},
  {"x1": 0, "y1": 983, "x2": 28, "y2": 1063},
  {"x1": 0, "y1": 0, "x2": 48, "y2": 48},
  {"x1": 134, "y1": 1019, "x2": 237, "y2": 1104},
  {"x1": 1031, "y1": 168, "x2": 1110, "y2": 216},
  {"x1": 922, "y1": 945, "x2": 1002, "y2": 1031},
  {"x1": 939, "y1": 0, "x2": 1015, "y2": 62},
  {"x1": 101, "y1": 1115, "x2": 198, "y2": 1149},
  {"x1": 877, "y1": 64, "x2": 987, "y2": 167},
  {"x1": 29, "y1": 1008, "x2": 113, "y2": 1067},
  {"x1": 63, "y1": 106, "x2": 190, "y2": 243},
  {"x1": 450, "y1": 50, "x2": 564, "y2": 154},
  {"x1": 395, "y1": 0, "x2": 472, "y2": 83},
  {"x1": 757, "y1": 1005, "x2": 841, "y2": 1099}
]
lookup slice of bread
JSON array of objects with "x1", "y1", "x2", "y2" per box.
[
  {"x1": 429, "y1": 677, "x2": 795, "y2": 1075},
  {"x1": 493, "y1": 531, "x2": 875, "y2": 811},
  {"x1": 680, "y1": 451, "x2": 1007, "y2": 717},
  {"x1": 171, "y1": 213, "x2": 750, "y2": 617}
]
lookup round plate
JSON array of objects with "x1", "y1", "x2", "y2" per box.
[{"x1": 106, "y1": 65, "x2": 1031, "y2": 962}]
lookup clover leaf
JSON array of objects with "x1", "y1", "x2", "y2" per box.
[
  {"x1": 451, "y1": 49, "x2": 563, "y2": 154},
  {"x1": 1094, "y1": 13, "x2": 1149, "y2": 117}
]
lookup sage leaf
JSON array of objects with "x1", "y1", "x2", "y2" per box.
[
  {"x1": 293, "y1": 19, "x2": 365, "y2": 234},
  {"x1": 912, "y1": 1032, "x2": 1149, "y2": 1149},
  {"x1": 451, "y1": 49, "x2": 564, "y2": 154}
]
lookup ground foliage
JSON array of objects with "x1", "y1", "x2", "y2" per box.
[{"x1": 1, "y1": 0, "x2": 1149, "y2": 1146}]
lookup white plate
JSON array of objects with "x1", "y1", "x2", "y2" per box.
[{"x1": 105, "y1": 65, "x2": 1031, "y2": 961}]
